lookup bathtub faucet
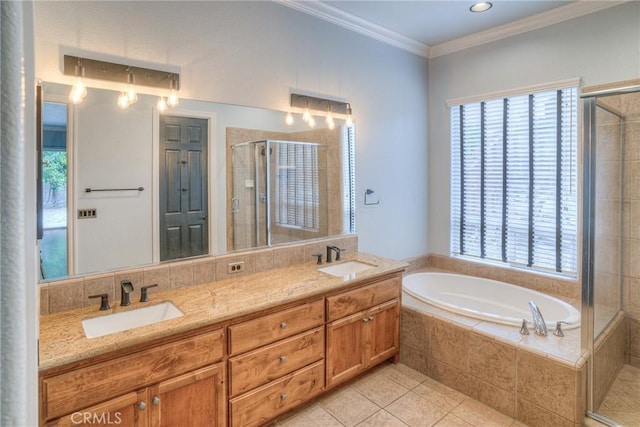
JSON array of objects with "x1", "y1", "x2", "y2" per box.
[{"x1": 528, "y1": 301, "x2": 547, "y2": 336}]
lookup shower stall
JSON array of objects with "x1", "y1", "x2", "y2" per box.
[
  {"x1": 582, "y1": 82, "x2": 640, "y2": 426},
  {"x1": 230, "y1": 139, "x2": 328, "y2": 251}
]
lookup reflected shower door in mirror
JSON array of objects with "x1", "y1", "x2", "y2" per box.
[{"x1": 39, "y1": 82, "x2": 355, "y2": 281}]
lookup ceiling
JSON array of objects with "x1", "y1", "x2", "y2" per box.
[{"x1": 276, "y1": 0, "x2": 624, "y2": 58}]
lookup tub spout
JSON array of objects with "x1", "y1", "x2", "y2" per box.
[{"x1": 528, "y1": 301, "x2": 547, "y2": 336}]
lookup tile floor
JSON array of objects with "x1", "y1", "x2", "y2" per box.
[
  {"x1": 596, "y1": 364, "x2": 640, "y2": 426},
  {"x1": 271, "y1": 362, "x2": 527, "y2": 427}
]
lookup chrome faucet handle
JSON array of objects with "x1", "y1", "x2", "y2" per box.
[
  {"x1": 519, "y1": 319, "x2": 530, "y2": 335},
  {"x1": 554, "y1": 321, "x2": 569, "y2": 337}
]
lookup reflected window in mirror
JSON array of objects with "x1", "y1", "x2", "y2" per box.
[{"x1": 39, "y1": 101, "x2": 69, "y2": 280}]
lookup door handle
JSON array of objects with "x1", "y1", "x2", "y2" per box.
[{"x1": 202, "y1": 216, "x2": 207, "y2": 220}]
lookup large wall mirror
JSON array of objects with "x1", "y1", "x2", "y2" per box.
[{"x1": 39, "y1": 82, "x2": 355, "y2": 282}]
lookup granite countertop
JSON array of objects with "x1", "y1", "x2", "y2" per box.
[{"x1": 39, "y1": 253, "x2": 407, "y2": 372}]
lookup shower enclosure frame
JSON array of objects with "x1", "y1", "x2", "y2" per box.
[{"x1": 581, "y1": 83, "x2": 640, "y2": 427}]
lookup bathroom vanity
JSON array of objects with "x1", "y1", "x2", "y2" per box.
[{"x1": 38, "y1": 254, "x2": 405, "y2": 426}]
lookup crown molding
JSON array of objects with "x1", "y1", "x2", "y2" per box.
[
  {"x1": 274, "y1": 0, "x2": 431, "y2": 58},
  {"x1": 274, "y1": 0, "x2": 626, "y2": 60},
  {"x1": 429, "y1": 1, "x2": 627, "y2": 58}
]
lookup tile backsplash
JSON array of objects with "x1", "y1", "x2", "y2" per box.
[{"x1": 40, "y1": 235, "x2": 358, "y2": 315}]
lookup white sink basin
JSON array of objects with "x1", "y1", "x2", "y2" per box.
[
  {"x1": 318, "y1": 260, "x2": 376, "y2": 277},
  {"x1": 82, "y1": 301, "x2": 184, "y2": 339}
]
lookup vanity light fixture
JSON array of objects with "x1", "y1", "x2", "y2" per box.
[
  {"x1": 157, "y1": 96, "x2": 168, "y2": 112},
  {"x1": 68, "y1": 58, "x2": 87, "y2": 104},
  {"x1": 289, "y1": 93, "x2": 353, "y2": 129},
  {"x1": 62, "y1": 55, "x2": 180, "y2": 110},
  {"x1": 469, "y1": 2, "x2": 492, "y2": 12}
]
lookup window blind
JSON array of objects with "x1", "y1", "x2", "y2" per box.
[
  {"x1": 450, "y1": 87, "x2": 578, "y2": 275},
  {"x1": 275, "y1": 142, "x2": 320, "y2": 231}
]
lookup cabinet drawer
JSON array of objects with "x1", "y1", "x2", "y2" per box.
[
  {"x1": 229, "y1": 361, "x2": 324, "y2": 427},
  {"x1": 228, "y1": 299, "x2": 324, "y2": 355},
  {"x1": 41, "y1": 328, "x2": 225, "y2": 421},
  {"x1": 326, "y1": 276, "x2": 400, "y2": 321},
  {"x1": 229, "y1": 327, "x2": 324, "y2": 397}
]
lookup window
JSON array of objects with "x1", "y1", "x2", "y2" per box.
[{"x1": 450, "y1": 86, "x2": 578, "y2": 275}]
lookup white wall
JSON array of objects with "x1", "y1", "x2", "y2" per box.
[
  {"x1": 428, "y1": 2, "x2": 640, "y2": 255},
  {"x1": 34, "y1": 0, "x2": 430, "y2": 261}
]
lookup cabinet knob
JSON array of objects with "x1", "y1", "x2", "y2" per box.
[
  {"x1": 368, "y1": 316, "x2": 374, "y2": 321},
  {"x1": 280, "y1": 393, "x2": 287, "y2": 400},
  {"x1": 362, "y1": 318, "x2": 369, "y2": 323},
  {"x1": 137, "y1": 401, "x2": 147, "y2": 410},
  {"x1": 280, "y1": 322, "x2": 287, "y2": 329},
  {"x1": 152, "y1": 396, "x2": 160, "y2": 406},
  {"x1": 279, "y1": 355, "x2": 287, "y2": 363}
]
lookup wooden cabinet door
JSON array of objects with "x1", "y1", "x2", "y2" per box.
[
  {"x1": 47, "y1": 389, "x2": 147, "y2": 427},
  {"x1": 148, "y1": 363, "x2": 226, "y2": 427},
  {"x1": 325, "y1": 311, "x2": 365, "y2": 388},
  {"x1": 365, "y1": 299, "x2": 400, "y2": 367}
]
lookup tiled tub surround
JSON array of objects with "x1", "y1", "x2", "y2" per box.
[
  {"x1": 39, "y1": 234, "x2": 357, "y2": 315},
  {"x1": 400, "y1": 268, "x2": 586, "y2": 427}
]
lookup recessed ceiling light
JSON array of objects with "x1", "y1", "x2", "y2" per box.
[{"x1": 470, "y1": 2, "x2": 493, "y2": 13}]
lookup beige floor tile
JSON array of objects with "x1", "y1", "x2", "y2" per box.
[
  {"x1": 276, "y1": 403, "x2": 343, "y2": 427},
  {"x1": 385, "y1": 363, "x2": 430, "y2": 388},
  {"x1": 508, "y1": 421, "x2": 529, "y2": 427},
  {"x1": 356, "y1": 409, "x2": 408, "y2": 427},
  {"x1": 385, "y1": 391, "x2": 448, "y2": 427},
  {"x1": 353, "y1": 368, "x2": 410, "y2": 407},
  {"x1": 411, "y1": 380, "x2": 467, "y2": 412},
  {"x1": 319, "y1": 386, "x2": 380, "y2": 427},
  {"x1": 450, "y1": 399, "x2": 514, "y2": 427},
  {"x1": 433, "y1": 414, "x2": 473, "y2": 427}
]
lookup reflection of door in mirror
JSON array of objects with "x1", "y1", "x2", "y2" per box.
[
  {"x1": 39, "y1": 101, "x2": 69, "y2": 280},
  {"x1": 159, "y1": 115, "x2": 209, "y2": 261}
]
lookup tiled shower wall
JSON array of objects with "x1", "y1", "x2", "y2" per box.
[{"x1": 599, "y1": 91, "x2": 640, "y2": 367}]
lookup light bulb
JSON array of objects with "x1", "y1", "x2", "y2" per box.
[
  {"x1": 167, "y1": 89, "x2": 179, "y2": 107},
  {"x1": 157, "y1": 96, "x2": 168, "y2": 112},
  {"x1": 345, "y1": 114, "x2": 353, "y2": 127},
  {"x1": 285, "y1": 111, "x2": 294, "y2": 126},
  {"x1": 69, "y1": 78, "x2": 87, "y2": 104},
  {"x1": 117, "y1": 92, "x2": 130, "y2": 109},
  {"x1": 302, "y1": 108, "x2": 311, "y2": 123},
  {"x1": 308, "y1": 115, "x2": 316, "y2": 128},
  {"x1": 127, "y1": 84, "x2": 138, "y2": 104},
  {"x1": 126, "y1": 71, "x2": 137, "y2": 104},
  {"x1": 326, "y1": 112, "x2": 335, "y2": 130}
]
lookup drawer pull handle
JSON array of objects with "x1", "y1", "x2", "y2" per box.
[
  {"x1": 362, "y1": 318, "x2": 369, "y2": 323},
  {"x1": 137, "y1": 401, "x2": 147, "y2": 410},
  {"x1": 152, "y1": 396, "x2": 160, "y2": 406},
  {"x1": 280, "y1": 322, "x2": 287, "y2": 329},
  {"x1": 279, "y1": 355, "x2": 287, "y2": 363},
  {"x1": 280, "y1": 393, "x2": 287, "y2": 400},
  {"x1": 368, "y1": 316, "x2": 374, "y2": 321}
]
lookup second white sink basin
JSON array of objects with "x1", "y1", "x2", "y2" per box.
[
  {"x1": 82, "y1": 301, "x2": 184, "y2": 339},
  {"x1": 318, "y1": 260, "x2": 376, "y2": 277}
]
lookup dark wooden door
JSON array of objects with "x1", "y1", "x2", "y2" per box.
[{"x1": 159, "y1": 115, "x2": 208, "y2": 261}]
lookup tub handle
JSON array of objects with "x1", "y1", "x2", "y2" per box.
[
  {"x1": 554, "y1": 321, "x2": 569, "y2": 337},
  {"x1": 519, "y1": 319, "x2": 530, "y2": 335}
]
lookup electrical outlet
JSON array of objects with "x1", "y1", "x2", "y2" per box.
[
  {"x1": 227, "y1": 261, "x2": 245, "y2": 274},
  {"x1": 78, "y1": 208, "x2": 97, "y2": 219}
]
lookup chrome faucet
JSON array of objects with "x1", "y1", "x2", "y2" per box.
[
  {"x1": 326, "y1": 246, "x2": 343, "y2": 263},
  {"x1": 121, "y1": 280, "x2": 134, "y2": 306},
  {"x1": 528, "y1": 301, "x2": 547, "y2": 336}
]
